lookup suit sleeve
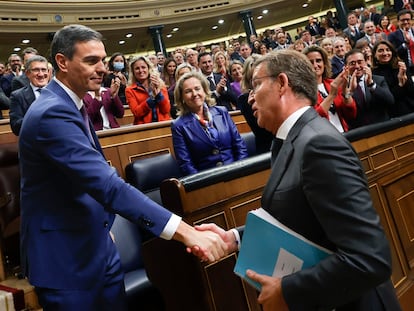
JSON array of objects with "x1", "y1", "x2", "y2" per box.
[
  {"x1": 9, "y1": 91, "x2": 23, "y2": 135},
  {"x1": 33, "y1": 104, "x2": 172, "y2": 237},
  {"x1": 281, "y1": 133, "x2": 392, "y2": 309}
]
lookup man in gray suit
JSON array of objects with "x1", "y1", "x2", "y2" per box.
[{"x1": 198, "y1": 50, "x2": 401, "y2": 311}]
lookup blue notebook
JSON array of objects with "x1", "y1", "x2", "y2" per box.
[{"x1": 234, "y1": 208, "x2": 332, "y2": 291}]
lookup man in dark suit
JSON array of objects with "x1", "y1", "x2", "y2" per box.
[
  {"x1": 198, "y1": 52, "x2": 237, "y2": 111},
  {"x1": 388, "y1": 9, "x2": 414, "y2": 75},
  {"x1": 9, "y1": 55, "x2": 49, "y2": 135},
  {"x1": 10, "y1": 47, "x2": 40, "y2": 93},
  {"x1": 0, "y1": 53, "x2": 22, "y2": 97},
  {"x1": 344, "y1": 49, "x2": 394, "y2": 129},
  {"x1": 198, "y1": 50, "x2": 401, "y2": 311},
  {"x1": 343, "y1": 12, "x2": 364, "y2": 47},
  {"x1": 18, "y1": 24, "x2": 226, "y2": 311}
]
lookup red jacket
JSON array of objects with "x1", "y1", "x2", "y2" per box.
[
  {"x1": 125, "y1": 83, "x2": 171, "y2": 125},
  {"x1": 314, "y1": 79, "x2": 357, "y2": 132}
]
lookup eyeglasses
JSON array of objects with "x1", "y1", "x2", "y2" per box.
[
  {"x1": 251, "y1": 75, "x2": 275, "y2": 92},
  {"x1": 29, "y1": 68, "x2": 48, "y2": 74},
  {"x1": 399, "y1": 18, "x2": 412, "y2": 22}
]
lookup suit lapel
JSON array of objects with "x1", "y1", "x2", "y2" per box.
[{"x1": 261, "y1": 109, "x2": 317, "y2": 208}]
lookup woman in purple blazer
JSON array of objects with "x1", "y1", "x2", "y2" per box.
[{"x1": 172, "y1": 71, "x2": 248, "y2": 176}]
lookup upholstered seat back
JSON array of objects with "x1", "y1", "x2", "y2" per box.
[{"x1": 125, "y1": 153, "x2": 182, "y2": 205}]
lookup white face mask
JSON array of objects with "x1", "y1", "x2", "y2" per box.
[{"x1": 113, "y1": 62, "x2": 124, "y2": 71}]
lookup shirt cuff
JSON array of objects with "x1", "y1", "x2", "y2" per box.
[
  {"x1": 230, "y1": 228, "x2": 241, "y2": 250},
  {"x1": 160, "y1": 213, "x2": 182, "y2": 240}
]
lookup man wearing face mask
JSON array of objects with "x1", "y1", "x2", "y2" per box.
[{"x1": 103, "y1": 52, "x2": 128, "y2": 104}]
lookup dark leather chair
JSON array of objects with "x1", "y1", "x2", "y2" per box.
[
  {"x1": 0, "y1": 144, "x2": 20, "y2": 280},
  {"x1": 114, "y1": 153, "x2": 181, "y2": 310},
  {"x1": 125, "y1": 153, "x2": 182, "y2": 205},
  {"x1": 241, "y1": 131, "x2": 257, "y2": 157}
]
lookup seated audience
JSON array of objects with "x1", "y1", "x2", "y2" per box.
[
  {"x1": 237, "y1": 54, "x2": 273, "y2": 154},
  {"x1": 83, "y1": 81, "x2": 124, "y2": 131},
  {"x1": 345, "y1": 49, "x2": 394, "y2": 129},
  {"x1": 304, "y1": 46, "x2": 357, "y2": 132},
  {"x1": 229, "y1": 60, "x2": 244, "y2": 97},
  {"x1": 171, "y1": 72, "x2": 248, "y2": 175},
  {"x1": 372, "y1": 40, "x2": 414, "y2": 117},
  {"x1": 9, "y1": 55, "x2": 49, "y2": 135},
  {"x1": 125, "y1": 56, "x2": 171, "y2": 125},
  {"x1": 103, "y1": 52, "x2": 128, "y2": 104}
]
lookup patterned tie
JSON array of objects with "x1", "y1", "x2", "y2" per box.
[
  {"x1": 80, "y1": 105, "x2": 96, "y2": 147},
  {"x1": 207, "y1": 76, "x2": 215, "y2": 92}
]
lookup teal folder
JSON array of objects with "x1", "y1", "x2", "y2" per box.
[{"x1": 234, "y1": 208, "x2": 332, "y2": 291}]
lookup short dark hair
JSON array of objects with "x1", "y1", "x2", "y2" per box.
[
  {"x1": 397, "y1": 9, "x2": 413, "y2": 20},
  {"x1": 51, "y1": 24, "x2": 103, "y2": 72},
  {"x1": 198, "y1": 51, "x2": 212, "y2": 63},
  {"x1": 344, "y1": 49, "x2": 363, "y2": 64},
  {"x1": 253, "y1": 50, "x2": 317, "y2": 105}
]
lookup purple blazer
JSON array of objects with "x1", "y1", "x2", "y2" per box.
[
  {"x1": 171, "y1": 105, "x2": 248, "y2": 175},
  {"x1": 83, "y1": 88, "x2": 124, "y2": 131}
]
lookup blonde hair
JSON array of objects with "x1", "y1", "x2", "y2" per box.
[
  {"x1": 174, "y1": 71, "x2": 216, "y2": 116},
  {"x1": 129, "y1": 56, "x2": 165, "y2": 88}
]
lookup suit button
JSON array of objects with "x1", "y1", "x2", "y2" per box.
[
  {"x1": 212, "y1": 149, "x2": 219, "y2": 155},
  {"x1": 216, "y1": 161, "x2": 223, "y2": 167},
  {"x1": 103, "y1": 221, "x2": 109, "y2": 228}
]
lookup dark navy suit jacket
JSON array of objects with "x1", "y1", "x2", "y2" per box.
[
  {"x1": 209, "y1": 72, "x2": 238, "y2": 111},
  {"x1": 19, "y1": 79, "x2": 173, "y2": 290},
  {"x1": 9, "y1": 84, "x2": 36, "y2": 135},
  {"x1": 171, "y1": 105, "x2": 248, "y2": 175}
]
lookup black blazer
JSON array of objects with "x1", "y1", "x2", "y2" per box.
[
  {"x1": 9, "y1": 85, "x2": 36, "y2": 135},
  {"x1": 348, "y1": 75, "x2": 394, "y2": 130},
  {"x1": 210, "y1": 72, "x2": 238, "y2": 111},
  {"x1": 256, "y1": 108, "x2": 401, "y2": 310},
  {"x1": 388, "y1": 29, "x2": 413, "y2": 69}
]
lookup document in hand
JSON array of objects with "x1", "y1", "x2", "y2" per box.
[{"x1": 234, "y1": 208, "x2": 332, "y2": 291}]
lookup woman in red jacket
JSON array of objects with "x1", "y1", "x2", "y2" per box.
[
  {"x1": 126, "y1": 56, "x2": 171, "y2": 124},
  {"x1": 304, "y1": 45, "x2": 357, "y2": 132}
]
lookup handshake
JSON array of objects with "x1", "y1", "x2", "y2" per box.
[{"x1": 175, "y1": 222, "x2": 239, "y2": 263}]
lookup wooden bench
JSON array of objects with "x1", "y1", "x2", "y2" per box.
[{"x1": 141, "y1": 113, "x2": 414, "y2": 311}]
